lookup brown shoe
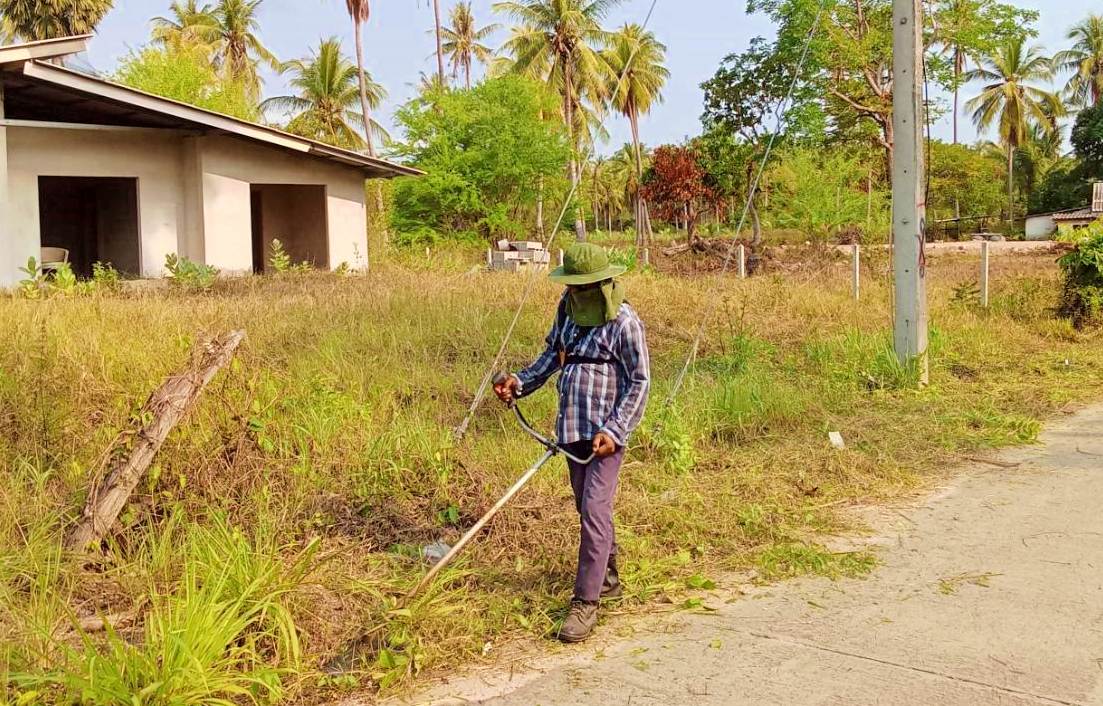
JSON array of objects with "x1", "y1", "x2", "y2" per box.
[{"x1": 558, "y1": 600, "x2": 598, "y2": 643}]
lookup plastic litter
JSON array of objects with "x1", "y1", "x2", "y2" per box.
[{"x1": 422, "y1": 540, "x2": 452, "y2": 565}]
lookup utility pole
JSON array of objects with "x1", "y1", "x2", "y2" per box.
[{"x1": 891, "y1": 0, "x2": 929, "y2": 384}]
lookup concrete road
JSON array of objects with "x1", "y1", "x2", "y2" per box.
[{"x1": 391, "y1": 404, "x2": 1103, "y2": 706}]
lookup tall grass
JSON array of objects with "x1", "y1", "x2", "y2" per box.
[{"x1": 1, "y1": 249, "x2": 1100, "y2": 701}]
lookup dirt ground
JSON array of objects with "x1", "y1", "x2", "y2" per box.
[{"x1": 375, "y1": 403, "x2": 1103, "y2": 706}]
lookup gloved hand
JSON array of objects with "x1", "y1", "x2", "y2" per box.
[
  {"x1": 592, "y1": 432, "x2": 617, "y2": 458},
  {"x1": 493, "y1": 374, "x2": 520, "y2": 404}
]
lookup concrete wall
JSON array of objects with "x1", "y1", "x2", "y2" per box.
[
  {"x1": 5, "y1": 127, "x2": 184, "y2": 281},
  {"x1": 199, "y1": 136, "x2": 367, "y2": 271},
  {"x1": 254, "y1": 184, "x2": 329, "y2": 270}
]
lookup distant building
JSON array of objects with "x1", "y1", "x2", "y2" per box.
[
  {"x1": 0, "y1": 36, "x2": 420, "y2": 288},
  {"x1": 1025, "y1": 183, "x2": 1103, "y2": 240}
]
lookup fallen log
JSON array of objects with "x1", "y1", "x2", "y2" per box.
[{"x1": 66, "y1": 330, "x2": 246, "y2": 551}]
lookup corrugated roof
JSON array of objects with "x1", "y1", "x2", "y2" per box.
[{"x1": 1052, "y1": 209, "x2": 1098, "y2": 221}]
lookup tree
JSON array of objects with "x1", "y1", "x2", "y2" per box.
[
  {"x1": 340, "y1": 1, "x2": 378, "y2": 156},
  {"x1": 390, "y1": 76, "x2": 571, "y2": 243},
  {"x1": 495, "y1": 0, "x2": 622, "y2": 241},
  {"x1": 1071, "y1": 101, "x2": 1103, "y2": 177},
  {"x1": 151, "y1": 0, "x2": 277, "y2": 96},
  {"x1": 441, "y1": 2, "x2": 498, "y2": 89},
  {"x1": 641, "y1": 144, "x2": 713, "y2": 241},
  {"x1": 927, "y1": 141, "x2": 1007, "y2": 222},
  {"x1": 1, "y1": 16, "x2": 19, "y2": 43},
  {"x1": 261, "y1": 38, "x2": 387, "y2": 150},
  {"x1": 1, "y1": 0, "x2": 113, "y2": 40},
  {"x1": 1055, "y1": 15, "x2": 1103, "y2": 108},
  {"x1": 114, "y1": 44, "x2": 257, "y2": 120},
  {"x1": 966, "y1": 39, "x2": 1062, "y2": 222},
  {"x1": 604, "y1": 23, "x2": 668, "y2": 254},
  {"x1": 929, "y1": 0, "x2": 1037, "y2": 143},
  {"x1": 152, "y1": 1, "x2": 217, "y2": 52},
  {"x1": 700, "y1": 35, "x2": 823, "y2": 144},
  {"x1": 432, "y1": 0, "x2": 446, "y2": 85}
]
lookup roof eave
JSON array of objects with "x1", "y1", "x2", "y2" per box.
[{"x1": 0, "y1": 35, "x2": 91, "y2": 66}]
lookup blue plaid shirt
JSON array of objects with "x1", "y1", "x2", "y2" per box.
[{"x1": 515, "y1": 296, "x2": 650, "y2": 446}]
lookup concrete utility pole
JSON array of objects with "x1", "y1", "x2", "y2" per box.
[{"x1": 891, "y1": 0, "x2": 929, "y2": 384}]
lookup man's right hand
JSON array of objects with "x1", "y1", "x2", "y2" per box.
[{"x1": 494, "y1": 374, "x2": 521, "y2": 405}]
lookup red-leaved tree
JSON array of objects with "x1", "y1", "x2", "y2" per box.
[{"x1": 641, "y1": 144, "x2": 714, "y2": 241}]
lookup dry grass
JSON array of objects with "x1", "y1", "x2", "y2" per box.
[{"x1": 1, "y1": 246, "x2": 1100, "y2": 703}]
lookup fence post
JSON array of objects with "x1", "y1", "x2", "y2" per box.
[
  {"x1": 851, "y1": 243, "x2": 861, "y2": 301},
  {"x1": 486, "y1": 248, "x2": 492, "y2": 268},
  {"x1": 558, "y1": 249, "x2": 565, "y2": 267},
  {"x1": 737, "y1": 244, "x2": 746, "y2": 279},
  {"x1": 980, "y1": 240, "x2": 990, "y2": 308}
]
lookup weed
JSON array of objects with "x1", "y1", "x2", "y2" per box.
[
  {"x1": 270, "y1": 239, "x2": 292, "y2": 273},
  {"x1": 754, "y1": 543, "x2": 877, "y2": 582},
  {"x1": 165, "y1": 254, "x2": 218, "y2": 291}
]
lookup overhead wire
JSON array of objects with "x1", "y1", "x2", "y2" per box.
[{"x1": 663, "y1": 0, "x2": 830, "y2": 407}]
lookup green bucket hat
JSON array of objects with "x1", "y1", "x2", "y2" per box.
[{"x1": 548, "y1": 242, "x2": 627, "y2": 286}]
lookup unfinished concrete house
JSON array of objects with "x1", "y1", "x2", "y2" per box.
[{"x1": 0, "y1": 35, "x2": 419, "y2": 287}]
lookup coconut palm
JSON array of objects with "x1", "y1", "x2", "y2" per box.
[
  {"x1": 441, "y1": 2, "x2": 498, "y2": 89},
  {"x1": 604, "y1": 23, "x2": 667, "y2": 252},
  {"x1": 966, "y1": 39, "x2": 1063, "y2": 223},
  {"x1": 1, "y1": 0, "x2": 113, "y2": 40},
  {"x1": 261, "y1": 37, "x2": 388, "y2": 150},
  {"x1": 495, "y1": 0, "x2": 622, "y2": 240},
  {"x1": 151, "y1": 1, "x2": 217, "y2": 52},
  {"x1": 1055, "y1": 15, "x2": 1103, "y2": 108},
  {"x1": 1015, "y1": 122, "x2": 1065, "y2": 200},
  {"x1": 432, "y1": 0, "x2": 445, "y2": 85},
  {"x1": 1, "y1": 16, "x2": 19, "y2": 44}
]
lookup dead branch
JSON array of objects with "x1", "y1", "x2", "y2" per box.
[{"x1": 66, "y1": 330, "x2": 246, "y2": 551}]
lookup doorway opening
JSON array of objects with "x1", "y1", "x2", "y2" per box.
[
  {"x1": 38, "y1": 177, "x2": 140, "y2": 278},
  {"x1": 249, "y1": 184, "x2": 328, "y2": 273}
]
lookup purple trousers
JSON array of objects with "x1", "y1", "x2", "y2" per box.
[{"x1": 563, "y1": 440, "x2": 624, "y2": 602}]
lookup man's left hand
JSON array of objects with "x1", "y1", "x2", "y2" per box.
[{"x1": 592, "y1": 432, "x2": 617, "y2": 458}]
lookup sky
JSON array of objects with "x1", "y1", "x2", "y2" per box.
[{"x1": 82, "y1": 0, "x2": 1098, "y2": 155}]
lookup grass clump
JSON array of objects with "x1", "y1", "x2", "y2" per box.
[{"x1": 755, "y1": 543, "x2": 877, "y2": 582}]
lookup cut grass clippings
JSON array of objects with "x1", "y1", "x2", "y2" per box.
[{"x1": 0, "y1": 248, "x2": 1100, "y2": 703}]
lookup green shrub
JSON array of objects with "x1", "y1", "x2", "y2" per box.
[
  {"x1": 165, "y1": 254, "x2": 218, "y2": 291},
  {"x1": 1057, "y1": 219, "x2": 1103, "y2": 328},
  {"x1": 92, "y1": 262, "x2": 122, "y2": 293},
  {"x1": 269, "y1": 239, "x2": 292, "y2": 274}
]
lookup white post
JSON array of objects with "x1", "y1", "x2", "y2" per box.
[
  {"x1": 852, "y1": 243, "x2": 861, "y2": 300},
  {"x1": 892, "y1": 0, "x2": 929, "y2": 384},
  {"x1": 980, "y1": 240, "x2": 990, "y2": 308},
  {"x1": 486, "y1": 247, "x2": 492, "y2": 268},
  {"x1": 737, "y1": 244, "x2": 746, "y2": 279},
  {"x1": 558, "y1": 249, "x2": 564, "y2": 267}
]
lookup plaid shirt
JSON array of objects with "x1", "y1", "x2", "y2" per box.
[{"x1": 515, "y1": 296, "x2": 650, "y2": 446}]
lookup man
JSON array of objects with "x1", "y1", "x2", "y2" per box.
[{"x1": 494, "y1": 242, "x2": 650, "y2": 643}]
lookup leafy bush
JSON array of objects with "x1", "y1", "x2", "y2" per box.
[
  {"x1": 1057, "y1": 219, "x2": 1103, "y2": 328},
  {"x1": 17, "y1": 257, "x2": 45, "y2": 300},
  {"x1": 114, "y1": 45, "x2": 258, "y2": 121},
  {"x1": 165, "y1": 254, "x2": 218, "y2": 291},
  {"x1": 92, "y1": 262, "x2": 123, "y2": 293},
  {"x1": 390, "y1": 77, "x2": 570, "y2": 243}
]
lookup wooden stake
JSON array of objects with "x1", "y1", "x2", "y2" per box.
[
  {"x1": 737, "y1": 244, "x2": 746, "y2": 279},
  {"x1": 66, "y1": 330, "x2": 246, "y2": 551}
]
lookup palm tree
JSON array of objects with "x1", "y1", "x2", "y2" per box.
[
  {"x1": 209, "y1": 0, "x2": 279, "y2": 95},
  {"x1": 441, "y1": 2, "x2": 498, "y2": 89},
  {"x1": 1015, "y1": 122, "x2": 1064, "y2": 200},
  {"x1": 151, "y1": 1, "x2": 217, "y2": 52},
  {"x1": 432, "y1": 0, "x2": 446, "y2": 86},
  {"x1": 495, "y1": 0, "x2": 621, "y2": 240},
  {"x1": 966, "y1": 39, "x2": 1063, "y2": 223},
  {"x1": 604, "y1": 23, "x2": 667, "y2": 255},
  {"x1": 261, "y1": 37, "x2": 387, "y2": 150},
  {"x1": 1055, "y1": 15, "x2": 1103, "y2": 108},
  {"x1": 1, "y1": 16, "x2": 19, "y2": 44},
  {"x1": 1, "y1": 0, "x2": 113, "y2": 40}
]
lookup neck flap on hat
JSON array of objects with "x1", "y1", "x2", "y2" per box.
[{"x1": 566, "y1": 280, "x2": 625, "y2": 327}]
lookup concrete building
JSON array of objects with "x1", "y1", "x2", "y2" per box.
[
  {"x1": 1025, "y1": 183, "x2": 1103, "y2": 240},
  {"x1": 0, "y1": 36, "x2": 419, "y2": 288}
]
